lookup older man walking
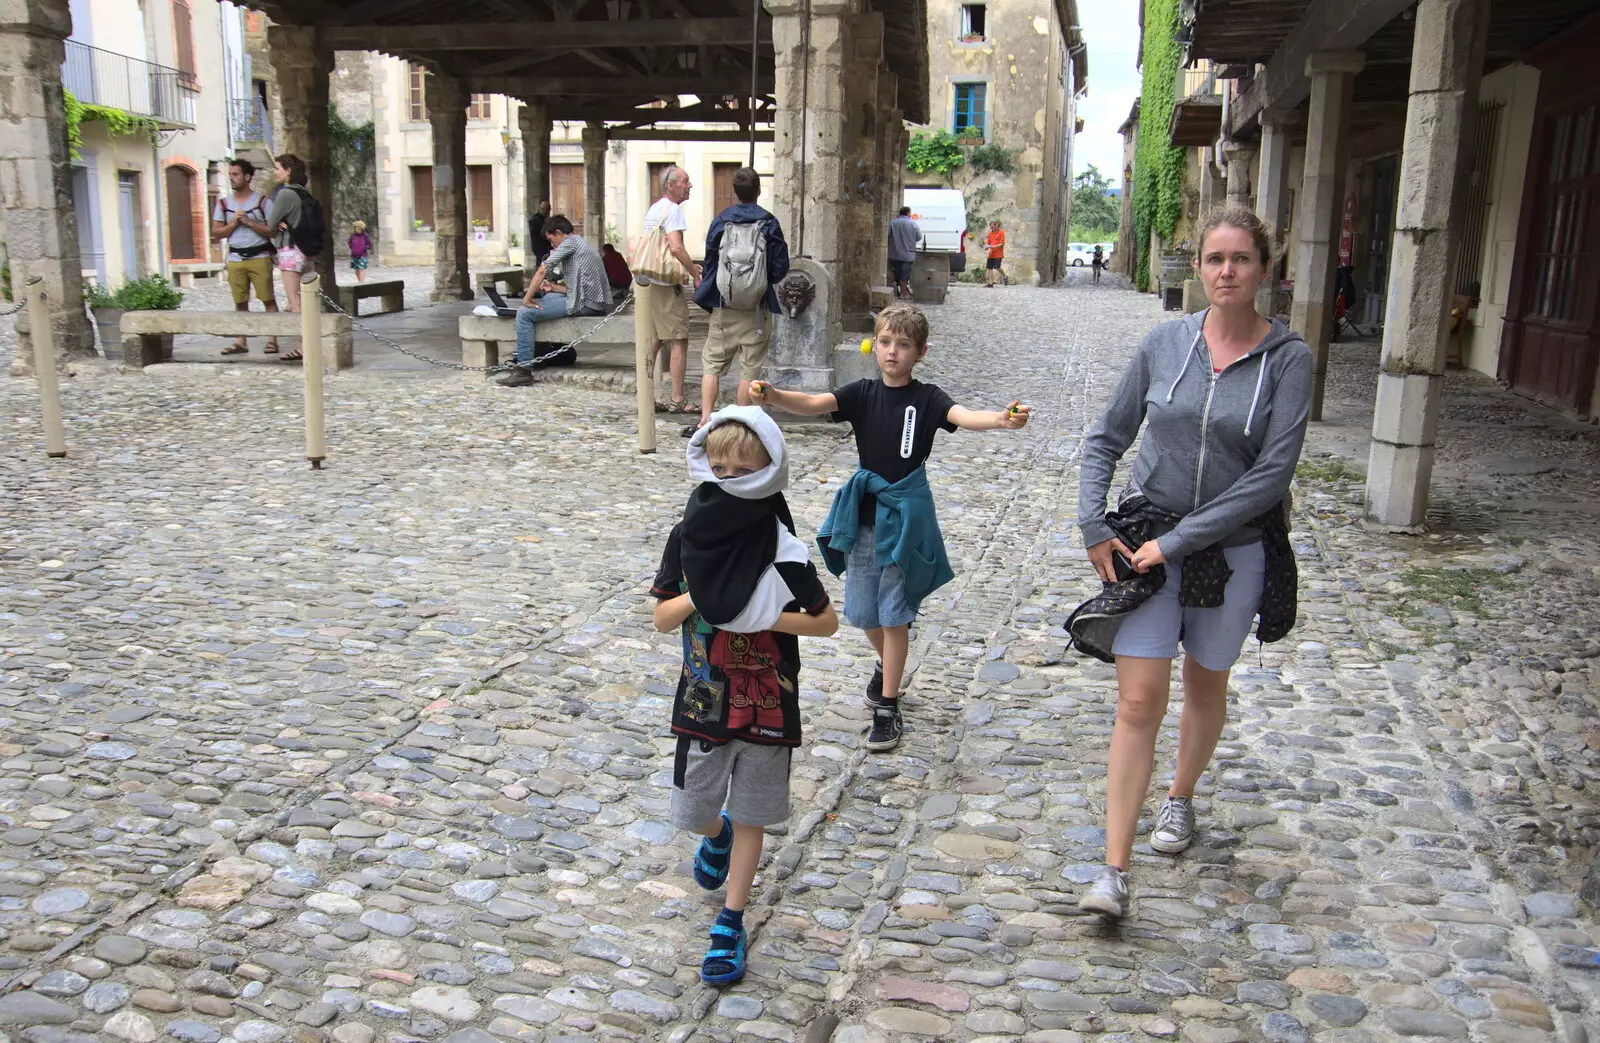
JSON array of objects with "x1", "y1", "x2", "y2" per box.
[{"x1": 637, "y1": 166, "x2": 701, "y2": 415}]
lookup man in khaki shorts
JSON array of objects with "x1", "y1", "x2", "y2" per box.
[
  {"x1": 692, "y1": 168, "x2": 790, "y2": 426},
  {"x1": 211, "y1": 158, "x2": 281, "y2": 356},
  {"x1": 637, "y1": 166, "x2": 701, "y2": 414}
]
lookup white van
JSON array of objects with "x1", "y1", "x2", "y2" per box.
[{"x1": 903, "y1": 188, "x2": 967, "y2": 254}]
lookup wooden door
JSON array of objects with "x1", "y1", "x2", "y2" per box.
[
  {"x1": 165, "y1": 165, "x2": 196, "y2": 261},
  {"x1": 1500, "y1": 20, "x2": 1600, "y2": 416},
  {"x1": 713, "y1": 162, "x2": 739, "y2": 216},
  {"x1": 647, "y1": 161, "x2": 678, "y2": 202},
  {"x1": 550, "y1": 164, "x2": 585, "y2": 235}
]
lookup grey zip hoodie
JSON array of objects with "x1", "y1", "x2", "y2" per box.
[{"x1": 1078, "y1": 310, "x2": 1312, "y2": 560}]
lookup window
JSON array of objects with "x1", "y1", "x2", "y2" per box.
[
  {"x1": 172, "y1": 0, "x2": 197, "y2": 86},
  {"x1": 468, "y1": 165, "x2": 494, "y2": 233},
  {"x1": 408, "y1": 64, "x2": 428, "y2": 123},
  {"x1": 468, "y1": 94, "x2": 493, "y2": 121},
  {"x1": 410, "y1": 166, "x2": 434, "y2": 231},
  {"x1": 959, "y1": 4, "x2": 985, "y2": 42},
  {"x1": 954, "y1": 82, "x2": 987, "y2": 141}
]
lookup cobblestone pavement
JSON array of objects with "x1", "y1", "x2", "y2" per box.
[{"x1": 1, "y1": 271, "x2": 1598, "y2": 1043}]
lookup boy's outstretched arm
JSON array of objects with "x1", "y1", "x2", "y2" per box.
[
  {"x1": 770, "y1": 602, "x2": 839, "y2": 638},
  {"x1": 949, "y1": 401, "x2": 1032, "y2": 431},
  {"x1": 653, "y1": 593, "x2": 696, "y2": 633},
  {"x1": 747, "y1": 382, "x2": 837, "y2": 417}
]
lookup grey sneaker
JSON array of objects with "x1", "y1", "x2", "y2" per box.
[
  {"x1": 1078, "y1": 864, "x2": 1131, "y2": 919},
  {"x1": 1150, "y1": 795, "x2": 1196, "y2": 854}
]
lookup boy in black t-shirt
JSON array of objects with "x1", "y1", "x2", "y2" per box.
[
  {"x1": 750, "y1": 304, "x2": 1030, "y2": 752},
  {"x1": 650, "y1": 408, "x2": 838, "y2": 985}
]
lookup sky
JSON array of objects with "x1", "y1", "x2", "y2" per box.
[{"x1": 1075, "y1": 0, "x2": 1143, "y2": 189}]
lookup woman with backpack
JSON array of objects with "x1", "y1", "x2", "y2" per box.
[{"x1": 265, "y1": 153, "x2": 324, "y2": 362}]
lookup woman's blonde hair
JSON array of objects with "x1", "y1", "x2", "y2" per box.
[
  {"x1": 352, "y1": 220, "x2": 366, "y2": 233},
  {"x1": 704, "y1": 420, "x2": 769, "y2": 466}
]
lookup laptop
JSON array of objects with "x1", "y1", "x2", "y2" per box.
[{"x1": 482, "y1": 286, "x2": 518, "y2": 318}]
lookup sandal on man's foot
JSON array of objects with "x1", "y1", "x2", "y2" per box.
[
  {"x1": 692, "y1": 812, "x2": 733, "y2": 890},
  {"x1": 221, "y1": 343, "x2": 248, "y2": 356},
  {"x1": 700, "y1": 922, "x2": 746, "y2": 985},
  {"x1": 281, "y1": 351, "x2": 304, "y2": 363},
  {"x1": 263, "y1": 342, "x2": 280, "y2": 354}
]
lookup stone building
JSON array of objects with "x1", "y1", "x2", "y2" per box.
[
  {"x1": 1166, "y1": 0, "x2": 1600, "y2": 528},
  {"x1": 906, "y1": 0, "x2": 1086, "y2": 284},
  {"x1": 1114, "y1": 99, "x2": 1137, "y2": 277}
]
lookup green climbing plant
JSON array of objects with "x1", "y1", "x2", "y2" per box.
[
  {"x1": 1132, "y1": 0, "x2": 1187, "y2": 290},
  {"x1": 63, "y1": 88, "x2": 160, "y2": 161},
  {"x1": 905, "y1": 130, "x2": 966, "y2": 179},
  {"x1": 966, "y1": 143, "x2": 1017, "y2": 177}
]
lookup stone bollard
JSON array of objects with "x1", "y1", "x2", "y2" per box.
[
  {"x1": 301, "y1": 273, "x2": 326, "y2": 469},
  {"x1": 25, "y1": 279, "x2": 67, "y2": 458}
]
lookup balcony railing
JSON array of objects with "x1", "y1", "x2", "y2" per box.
[
  {"x1": 62, "y1": 39, "x2": 196, "y2": 130},
  {"x1": 229, "y1": 97, "x2": 271, "y2": 147},
  {"x1": 1177, "y1": 62, "x2": 1221, "y2": 101}
]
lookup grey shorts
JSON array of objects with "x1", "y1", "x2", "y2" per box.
[
  {"x1": 843, "y1": 525, "x2": 916, "y2": 631},
  {"x1": 671, "y1": 739, "x2": 792, "y2": 830},
  {"x1": 1110, "y1": 541, "x2": 1266, "y2": 671}
]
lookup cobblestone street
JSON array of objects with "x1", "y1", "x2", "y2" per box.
[{"x1": 2, "y1": 275, "x2": 1598, "y2": 1043}]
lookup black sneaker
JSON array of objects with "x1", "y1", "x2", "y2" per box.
[
  {"x1": 864, "y1": 662, "x2": 886, "y2": 706},
  {"x1": 866, "y1": 698, "x2": 902, "y2": 752}
]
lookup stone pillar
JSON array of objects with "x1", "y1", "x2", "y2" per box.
[
  {"x1": 1223, "y1": 144, "x2": 1254, "y2": 207},
  {"x1": 3, "y1": 0, "x2": 96, "y2": 370},
  {"x1": 269, "y1": 25, "x2": 335, "y2": 295},
  {"x1": 1197, "y1": 147, "x2": 1218, "y2": 218},
  {"x1": 1254, "y1": 114, "x2": 1294, "y2": 316},
  {"x1": 1366, "y1": 0, "x2": 1489, "y2": 528},
  {"x1": 518, "y1": 100, "x2": 550, "y2": 254},
  {"x1": 1289, "y1": 51, "x2": 1364, "y2": 421},
  {"x1": 426, "y1": 72, "x2": 469, "y2": 302},
  {"x1": 581, "y1": 121, "x2": 606, "y2": 245},
  {"x1": 868, "y1": 75, "x2": 901, "y2": 301}
]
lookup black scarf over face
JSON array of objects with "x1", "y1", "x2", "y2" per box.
[{"x1": 679, "y1": 483, "x2": 797, "y2": 626}]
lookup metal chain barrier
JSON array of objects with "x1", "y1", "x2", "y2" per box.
[
  {"x1": 0, "y1": 300, "x2": 24, "y2": 317},
  {"x1": 316, "y1": 286, "x2": 634, "y2": 374}
]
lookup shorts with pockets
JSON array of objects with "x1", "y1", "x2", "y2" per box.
[
  {"x1": 637, "y1": 281, "x2": 689, "y2": 342},
  {"x1": 843, "y1": 524, "x2": 916, "y2": 631},
  {"x1": 1110, "y1": 540, "x2": 1266, "y2": 671},
  {"x1": 891, "y1": 259, "x2": 914, "y2": 283},
  {"x1": 275, "y1": 245, "x2": 307, "y2": 274},
  {"x1": 702, "y1": 307, "x2": 771, "y2": 380},
  {"x1": 986, "y1": 257, "x2": 1004, "y2": 270},
  {"x1": 227, "y1": 257, "x2": 274, "y2": 305},
  {"x1": 671, "y1": 739, "x2": 792, "y2": 829}
]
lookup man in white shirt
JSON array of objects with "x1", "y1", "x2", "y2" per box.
[{"x1": 639, "y1": 166, "x2": 702, "y2": 414}]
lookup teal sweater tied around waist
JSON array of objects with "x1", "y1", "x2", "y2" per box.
[{"x1": 817, "y1": 466, "x2": 955, "y2": 613}]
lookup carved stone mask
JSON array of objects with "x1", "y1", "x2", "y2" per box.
[{"x1": 775, "y1": 272, "x2": 816, "y2": 319}]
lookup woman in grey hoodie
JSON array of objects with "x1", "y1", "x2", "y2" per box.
[{"x1": 1075, "y1": 207, "x2": 1313, "y2": 919}]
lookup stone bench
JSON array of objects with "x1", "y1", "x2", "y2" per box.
[
  {"x1": 458, "y1": 310, "x2": 633, "y2": 376},
  {"x1": 475, "y1": 267, "x2": 527, "y2": 297},
  {"x1": 336, "y1": 279, "x2": 405, "y2": 317},
  {"x1": 121, "y1": 310, "x2": 354, "y2": 371},
  {"x1": 171, "y1": 262, "x2": 227, "y2": 288}
]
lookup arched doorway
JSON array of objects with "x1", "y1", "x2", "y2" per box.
[{"x1": 165, "y1": 165, "x2": 197, "y2": 261}]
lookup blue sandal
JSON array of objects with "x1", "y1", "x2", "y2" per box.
[
  {"x1": 700, "y1": 922, "x2": 747, "y2": 985},
  {"x1": 692, "y1": 812, "x2": 733, "y2": 890}
]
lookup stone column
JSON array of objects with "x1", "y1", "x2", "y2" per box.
[
  {"x1": 1289, "y1": 51, "x2": 1364, "y2": 420},
  {"x1": 1223, "y1": 144, "x2": 1254, "y2": 207},
  {"x1": 1197, "y1": 147, "x2": 1218, "y2": 217},
  {"x1": 868, "y1": 75, "x2": 901, "y2": 302},
  {"x1": 426, "y1": 72, "x2": 470, "y2": 302},
  {"x1": 268, "y1": 25, "x2": 335, "y2": 294},
  {"x1": 518, "y1": 100, "x2": 550, "y2": 256},
  {"x1": 1365, "y1": 0, "x2": 1489, "y2": 528},
  {"x1": 3, "y1": 0, "x2": 96, "y2": 371},
  {"x1": 1254, "y1": 113, "x2": 1294, "y2": 315},
  {"x1": 581, "y1": 121, "x2": 606, "y2": 245}
]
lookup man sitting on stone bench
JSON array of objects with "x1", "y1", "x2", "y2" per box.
[{"x1": 498, "y1": 215, "x2": 612, "y2": 388}]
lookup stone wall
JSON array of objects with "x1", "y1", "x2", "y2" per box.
[{"x1": 330, "y1": 51, "x2": 378, "y2": 258}]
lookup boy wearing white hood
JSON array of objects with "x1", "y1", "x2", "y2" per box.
[{"x1": 650, "y1": 406, "x2": 838, "y2": 986}]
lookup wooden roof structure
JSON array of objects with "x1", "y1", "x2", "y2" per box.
[{"x1": 253, "y1": 0, "x2": 929, "y2": 131}]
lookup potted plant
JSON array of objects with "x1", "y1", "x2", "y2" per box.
[
  {"x1": 87, "y1": 276, "x2": 183, "y2": 356},
  {"x1": 84, "y1": 281, "x2": 123, "y2": 354},
  {"x1": 956, "y1": 130, "x2": 984, "y2": 146}
]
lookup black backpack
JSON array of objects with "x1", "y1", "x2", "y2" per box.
[{"x1": 287, "y1": 186, "x2": 325, "y2": 257}]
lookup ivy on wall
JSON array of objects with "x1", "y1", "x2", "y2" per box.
[
  {"x1": 1132, "y1": 0, "x2": 1187, "y2": 291},
  {"x1": 906, "y1": 130, "x2": 966, "y2": 179},
  {"x1": 329, "y1": 105, "x2": 377, "y2": 245},
  {"x1": 63, "y1": 89, "x2": 161, "y2": 161}
]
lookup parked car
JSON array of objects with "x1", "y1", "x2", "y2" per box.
[{"x1": 1066, "y1": 242, "x2": 1094, "y2": 266}]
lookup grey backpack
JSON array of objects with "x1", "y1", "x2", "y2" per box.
[{"x1": 715, "y1": 219, "x2": 769, "y2": 310}]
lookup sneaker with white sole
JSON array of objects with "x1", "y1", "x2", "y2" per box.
[
  {"x1": 1150, "y1": 795, "x2": 1196, "y2": 854},
  {"x1": 865, "y1": 699, "x2": 902, "y2": 752},
  {"x1": 1078, "y1": 864, "x2": 1131, "y2": 919}
]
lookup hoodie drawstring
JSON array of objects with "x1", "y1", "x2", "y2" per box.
[
  {"x1": 1244, "y1": 350, "x2": 1270, "y2": 437},
  {"x1": 1166, "y1": 326, "x2": 1204, "y2": 403}
]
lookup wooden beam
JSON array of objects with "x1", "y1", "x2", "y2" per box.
[
  {"x1": 335, "y1": 0, "x2": 430, "y2": 25},
  {"x1": 539, "y1": 100, "x2": 775, "y2": 123},
  {"x1": 1228, "y1": 0, "x2": 1415, "y2": 138},
  {"x1": 322, "y1": 17, "x2": 759, "y2": 52},
  {"x1": 606, "y1": 128, "x2": 773, "y2": 142},
  {"x1": 467, "y1": 74, "x2": 772, "y2": 96}
]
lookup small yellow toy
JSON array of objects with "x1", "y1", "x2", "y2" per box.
[
  {"x1": 860, "y1": 338, "x2": 873, "y2": 354},
  {"x1": 750, "y1": 380, "x2": 767, "y2": 395}
]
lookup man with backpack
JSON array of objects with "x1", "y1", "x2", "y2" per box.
[
  {"x1": 264, "y1": 153, "x2": 325, "y2": 362},
  {"x1": 692, "y1": 167, "x2": 790, "y2": 427},
  {"x1": 212, "y1": 158, "x2": 281, "y2": 356}
]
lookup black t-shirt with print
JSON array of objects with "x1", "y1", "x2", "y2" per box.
[
  {"x1": 650, "y1": 524, "x2": 829, "y2": 746},
  {"x1": 832, "y1": 378, "x2": 957, "y2": 514}
]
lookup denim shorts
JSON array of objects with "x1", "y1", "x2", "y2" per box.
[
  {"x1": 844, "y1": 525, "x2": 916, "y2": 630},
  {"x1": 1110, "y1": 541, "x2": 1266, "y2": 671}
]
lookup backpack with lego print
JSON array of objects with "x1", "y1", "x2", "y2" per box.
[{"x1": 287, "y1": 185, "x2": 325, "y2": 257}]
